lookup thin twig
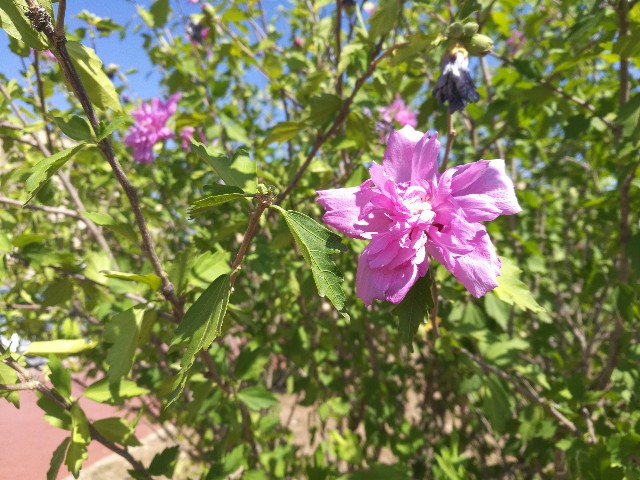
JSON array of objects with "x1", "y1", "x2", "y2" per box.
[
  {"x1": 440, "y1": 110, "x2": 455, "y2": 173},
  {"x1": 492, "y1": 53, "x2": 616, "y2": 131},
  {"x1": 0, "y1": 73, "x2": 118, "y2": 269},
  {"x1": 0, "y1": 380, "x2": 41, "y2": 391},
  {"x1": 0, "y1": 344, "x2": 150, "y2": 477},
  {"x1": 275, "y1": 42, "x2": 408, "y2": 205},
  {"x1": 591, "y1": 0, "x2": 635, "y2": 389},
  {"x1": 582, "y1": 407, "x2": 597, "y2": 444},
  {"x1": 229, "y1": 192, "x2": 274, "y2": 287},
  {"x1": 335, "y1": 0, "x2": 343, "y2": 96},
  {"x1": 55, "y1": 0, "x2": 66, "y2": 37},
  {"x1": 0, "y1": 188, "x2": 119, "y2": 269},
  {"x1": 458, "y1": 347, "x2": 582, "y2": 438},
  {"x1": 24, "y1": 2, "x2": 182, "y2": 317}
]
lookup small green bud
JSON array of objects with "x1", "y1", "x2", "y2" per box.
[
  {"x1": 256, "y1": 183, "x2": 269, "y2": 195},
  {"x1": 463, "y1": 22, "x2": 479, "y2": 37},
  {"x1": 201, "y1": 3, "x2": 216, "y2": 19},
  {"x1": 448, "y1": 22, "x2": 463, "y2": 39},
  {"x1": 465, "y1": 33, "x2": 493, "y2": 56}
]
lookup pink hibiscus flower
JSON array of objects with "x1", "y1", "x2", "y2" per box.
[
  {"x1": 378, "y1": 96, "x2": 417, "y2": 128},
  {"x1": 125, "y1": 93, "x2": 181, "y2": 164},
  {"x1": 317, "y1": 125, "x2": 521, "y2": 306}
]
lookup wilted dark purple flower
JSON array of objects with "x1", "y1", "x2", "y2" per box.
[
  {"x1": 125, "y1": 93, "x2": 181, "y2": 164},
  {"x1": 186, "y1": 19, "x2": 209, "y2": 45},
  {"x1": 432, "y1": 46, "x2": 479, "y2": 112}
]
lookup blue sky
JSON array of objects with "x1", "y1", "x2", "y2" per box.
[{"x1": 0, "y1": 1, "x2": 287, "y2": 100}]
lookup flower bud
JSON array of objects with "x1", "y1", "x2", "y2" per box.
[
  {"x1": 465, "y1": 33, "x2": 493, "y2": 56},
  {"x1": 463, "y1": 22, "x2": 479, "y2": 37},
  {"x1": 448, "y1": 22, "x2": 463, "y2": 39},
  {"x1": 201, "y1": 3, "x2": 216, "y2": 19}
]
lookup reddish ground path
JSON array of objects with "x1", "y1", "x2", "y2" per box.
[{"x1": 0, "y1": 371, "x2": 156, "y2": 479}]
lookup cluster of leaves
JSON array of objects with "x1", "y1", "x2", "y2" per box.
[{"x1": 0, "y1": 0, "x2": 639, "y2": 479}]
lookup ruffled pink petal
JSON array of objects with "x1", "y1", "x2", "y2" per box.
[
  {"x1": 356, "y1": 246, "x2": 427, "y2": 306},
  {"x1": 444, "y1": 159, "x2": 521, "y2": 222},
  {"x1": 317, "y1": 183, "x2": 385, "y2": 239},
  {"x1": 382, "y1": 125, "x2": 424, "y2": 183},
  {"x1": 382, "y1": 126, "x2": 440, "y2": 184},
  {"x1": 427, "y1": 223, "x2": 501, "y2": 298},
  {"x1": 410, "y1": 131, "x2": 440, "y2": 183}
]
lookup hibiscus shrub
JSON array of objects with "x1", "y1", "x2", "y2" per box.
[{"x1": 1, "y1": 0, "x2": 639, "y2": 479}]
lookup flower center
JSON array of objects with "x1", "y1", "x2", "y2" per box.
[{"x1": 408, "y1": 197, "x2": 432, "y2": 216}]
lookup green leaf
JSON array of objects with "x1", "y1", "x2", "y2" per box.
[
  {"x1": 24, "y1": 143, "x2": 87, "y2": 205},
  {"x1": 84, "y1": 378, "x2": 149, "y2": 404},
  {"x1": 170, "y1": 247, "x2": 196, "y2": 296},
  {"x1": 25, "y1": 339, "x2": 95, "y2": 356},
  {"x1": 389, "y1": 33, "x2": 444, "y2": 66},
  {"x1": 0, "y1": 0, "x2": 48, "y2": 50},
  {"x1": 338, "y1": 42, "x2": 365, "y2": 74},
  {"x1": 190, "y1": 250, "x2": 231, "y2": 288},
  {"x1": 168, "y1": 274, "x2": 231, "y2": 406},
  {"x1": 457, "y1": 0, "x2": 480, "y2": 20},
  {"x1": 65, "y1": 404, "x2": 90, "y2": 478},
  {"x1": 149, "y1": 0, "x2": 170, "y2": 28},
  {"x1": 136, "y1": 5, "x2": 154, "y2": 28},
  {"x1": 188, "y1": 192, "x2": 246, "y2": 218},
  {"x1": 392, "y1": 275, "x2": 434, "y2": 350},
  {"x1": 493, "y1": 259, "x2": 545, "y2": 313},
  {"x1": 202, "y1": 184, "x2": 245, "y2": 196},
  {"x1": 13, "y1": 232, "x2": 47, "y2": 247},
  {"x1": 82, "y1": 211, "x2": 138, "y2": 243},
  {"x1": 66, "y1": 41, "x2": 122, "y2": 112},
  {"x1": 191, "y1": 143, "x2": 257, "y2": 193},
  {"x1": 148, "y1": 446, "x2": 180, "y2": 477},
  {"x1": 273, "y1": 207, "x2": 347, "y2": 313},
  {"x1": 237, "y1": 385, "x2": 278, "y2": 411},
  {"x1": 92, "y1": 418, "x2": 141, "y2": 447},
  {"x1": 309, "y1": 94, "x2": 342, "y2": 127},
  {"x1": 482, "y1": 375, "x2": 510, "y2": 433},
  {"x1": 369, "y1": 0, "x2": 401, "y2": 39},
  {"x1": 100, "y1": 270, "x2": 162, "y2": 291},
  {"x1": 263, "y1": 121, "x2": 306, "y2": 145},
  {"x1": 480, "y1": 338, "x2": 529, "y2": 367},
  {"x1": 0, "y1": 362, "x2": 20, "y2": 408},
  {"x1": 53, "y1": 115, "x2": 94, "y2": 142},
  {"x1": 42, "y1": 278, "x2": 73, "y2": 308},
  {"x1": 103, "y1": 307, "x2": 144, "y2": 386},
  {"x1": 617, "y1": 92, "x2": 640, "y2": 141},
  {"x1": 37, "y1": 394, "x2": 71, "y2": 429},
  {"x1": 96, "y1": 114, "x2": 134, "y2": 142},
  {"x1": 47, "y1": 437, "x2": 70, "y2": 480},
  {"x1": 48, "y1": 355, "x2": 71, "y2": 400}
]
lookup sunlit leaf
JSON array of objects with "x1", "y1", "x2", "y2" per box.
[
  {"x1": 103, "y1": 307, "x2": 144, "y2": 386},
  {"x1": 237, "y1": 386, "x2": 278, "y2": 411},
  {"x1": 92, "y1": 418, "x2": 141, "y2": 447},
  {"x1": 493, "y1": 259, "x2": 545, "y2": 313},
  {"x1": 24, "y1": 143, "x2": 87, "y2": 205},
  {"x1": 25, "y1": 339, "x2": 95, "y2": 356},
  {"x1": 273, "y1": 207, "x2": 347, "y2": 313},
  {"x1": 67, "y1": 42, "x2": 122, "y2": 112},
  {"x1": 168, "y1": 274, "x2": 231, "y2": 406},
  {"x1": 65, "y1": 404, "x2": 90, "y2": 477}
]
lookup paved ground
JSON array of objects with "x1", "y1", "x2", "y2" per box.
[{"x1": 0, "y1": 371, "x2": 158, "y2": 480}]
